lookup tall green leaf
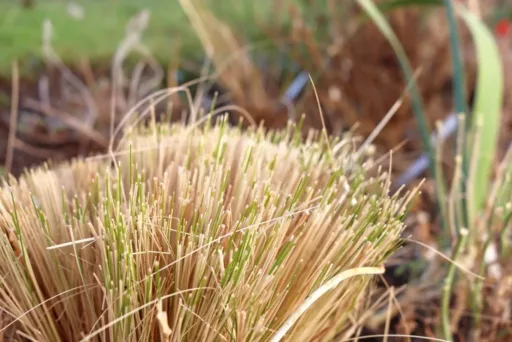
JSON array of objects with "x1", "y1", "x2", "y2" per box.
[{"x1": 456, "y1": 5, "x2": 504, "y2": 220}]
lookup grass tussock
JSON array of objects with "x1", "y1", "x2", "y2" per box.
[{"x1": 0, "y1": 117, "x2": 414, "y2": 341}]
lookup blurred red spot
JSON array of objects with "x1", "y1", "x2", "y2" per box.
[{"x1": 495, "y1": 19, "x2": 511, "y2": 38}]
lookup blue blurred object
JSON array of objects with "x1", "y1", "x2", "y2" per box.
[
  {"x1": 282, "y1": 71, "x2": 309, "y2": 103},
  {"x1": 394, "y1": 113, "x2": 459, "y2": 190}
]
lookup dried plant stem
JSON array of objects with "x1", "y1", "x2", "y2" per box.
[
  {"x1": 441, "y1": 228, "x2": 468, "y2": 342},
  {"x1": 434, "y1": 121, "x2": 449, "y2": 236},
  {"x1": 471, "y1": 145, "x2": 512, "y2": 336},
  {"x1": 6, "y1": 61, "x2": 19, "y2": 173}
]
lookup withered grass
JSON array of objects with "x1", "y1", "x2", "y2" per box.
[{"x1": 0, "y1": 117, "x2": 414, "y2": 341}]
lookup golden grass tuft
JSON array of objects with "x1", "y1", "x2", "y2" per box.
[{"x1": 0, "y1": 118, "x2": 415, "y2": 341}]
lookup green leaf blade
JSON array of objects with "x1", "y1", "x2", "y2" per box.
[{"x1": 457, "y1": 6, "x2": 505, "y2": 218}]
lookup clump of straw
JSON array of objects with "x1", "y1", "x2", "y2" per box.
[{"x1": 0, "y1": 117, "x2": 415, "y2": 341}]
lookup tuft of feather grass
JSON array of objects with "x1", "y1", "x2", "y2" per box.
[{"x1": 0, "y1": 117, "x2": 415, "y2": 341}]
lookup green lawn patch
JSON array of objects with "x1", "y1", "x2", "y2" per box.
[{"x1": 0, "y1": 0, "x2": 304, "y2": 77}]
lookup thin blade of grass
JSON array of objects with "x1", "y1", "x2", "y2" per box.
[
  {"x1": 356, "y1": 0, "x2": 433, "y2": 173},
  {"x1": 356, "y1": 0, "x2": 451, "y2": 233},
  {"x1": 443, "y1": 0, "x2": 468, "y2": 117}
]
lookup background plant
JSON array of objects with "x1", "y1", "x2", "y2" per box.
[{"x1": 358, "y1": 0, "x2": 511, "y2": 340}]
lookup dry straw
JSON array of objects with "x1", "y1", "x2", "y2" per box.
[{"x1": 0, "y1": 117, "x2": 416, "y2": 341}]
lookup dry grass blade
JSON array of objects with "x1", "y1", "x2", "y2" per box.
[
  {"x1": 179, "y1": 0, "x2": 269, "y2": 111},
  {"x1": 6, "y1": 60, "x2": 19, "y2": 173},
  {"x1": 270, "y1": 266, "x2": 385, "y2": 342},
  {"x1": 341, "y1": 334, "x2": 451, "y2": 341}
]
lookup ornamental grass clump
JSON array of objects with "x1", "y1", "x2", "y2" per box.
[{"x1": 0, "y1": 117, "x2": 415, "y2": 341}]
